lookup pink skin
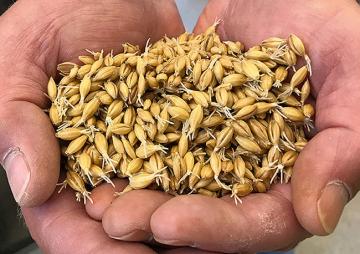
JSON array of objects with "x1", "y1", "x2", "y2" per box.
[
  {"x1": 24, "y1": 185, "x2": 157, "y2": 254},
  {"x1": 85, "y1": 0, "x2": 360, "y2": 253},
  {"x1": 0, "y1": 0, "x2": 187, "y2": 252}
]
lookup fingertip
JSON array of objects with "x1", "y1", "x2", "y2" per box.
[
  {"x1": 316, "y1": 181, "x2": 349, "y2": 235},
  {"x1": 151, "y1": 195, "x2": 224, "y2": 247},
  {"x1": 160, "y1": 247, "x2": 220, "y2": 254},
  {"x1": 102, "y1": 189, "x2": 171, "y2": 241},
  {"x1": 85, "y1": 179, "x2": 128, "y2": 220},
  {"x1": 109, "y1": 229, "x2": 152, "y2": 242}
]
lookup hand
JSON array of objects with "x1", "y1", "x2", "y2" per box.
[
  {"x1": 88, "y1": 0, "x2": 360, "y2": 253},
  {"x1": 0, "y1": 0, "x2": 183, "y2": 252}
]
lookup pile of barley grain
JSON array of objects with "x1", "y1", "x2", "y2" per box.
[{"x1": 47, "y1": 23, "x2": 314, "y2": 204}]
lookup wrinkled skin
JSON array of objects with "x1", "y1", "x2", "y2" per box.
[{"x1": 2, "y1": 0, "x2": 360, "y2": 253}]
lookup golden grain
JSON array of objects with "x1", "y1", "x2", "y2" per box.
[{"x1": 48, "y1": 24, "x2": 313, "y2": 203}]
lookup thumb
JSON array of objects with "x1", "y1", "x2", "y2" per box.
[
  {"x1": 0, "y1": 101, "x2": 60, "y2": 207},
  {"x1": 292, "y1": 127, "x2": 358, "y2": 235}
]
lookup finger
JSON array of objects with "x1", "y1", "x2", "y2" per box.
[
  {"x1": 102, "y1": 189, "x2": 172, "y2": 241},
  {"x1": 85, "y1": 179, "x2": 128, "y2": 221},
  {"x1": 292, "y1": 128, "x2": 359, "y2": 235},
  {"x1": 160, "y1": 247, "x2": 221, "y2": 254},
  {"x1": 22, "y1": 187, "x2": 156, "y2": 254},
  {"x1": 151, "y1": 184, "x2": 309, "y2": 253},
  {"x1": 0, "y1": 102, "x2": 60, "y2": 207}
]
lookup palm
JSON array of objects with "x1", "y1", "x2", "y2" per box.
[
  {"x1": 196, "y1": 0, "x2": 360, "y2": 229},
  {"x1": 92, "y1": 1, "x2": 360, "y2": 254},
  {"x1": 0, "y1": 0, "x2": 183, "y2": 253},
  {"x1": 153, "y1": 0, "x2": 360, "y2": 251}
]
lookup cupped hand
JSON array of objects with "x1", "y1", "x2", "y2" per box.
[
  {"x1": 0, "y1": 0, "x2": 184, "y2": 252},
  {"x1": 195, "y1": 0, "x2": 360, "y2": 239},
  {"x1": 88, "y1": 0, "x2": 360, "y2": 253}
]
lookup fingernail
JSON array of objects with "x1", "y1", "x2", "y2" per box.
[
  {"x1": 109, "y1": 230, "x2": 151, "y2": 241},
  {"x1": 153, "y1": 236, "x2": 192, "y2": 246},
  {"x1": 1, "y1": 147, "x2": 30, "y2": 204},
  {"x1": 317, "y1": 181, "x2": 350, "y2": 234}
]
